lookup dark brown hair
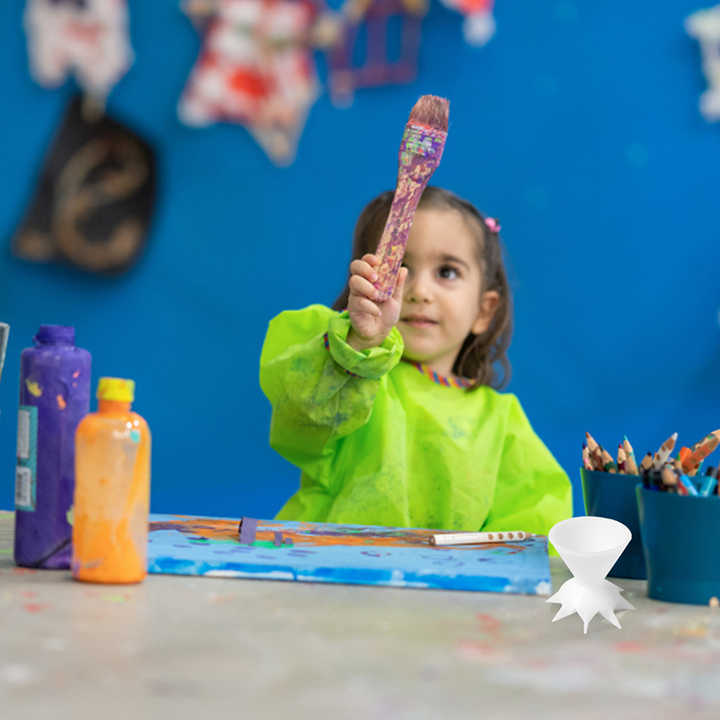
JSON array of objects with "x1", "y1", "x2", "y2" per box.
[{"x1": 332, "y1": 186, "x2": 513, "y2": 390}]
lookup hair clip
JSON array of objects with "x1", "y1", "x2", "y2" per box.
[{"x1": 485, "y1": 217, "x2": 501, "y2": 233}]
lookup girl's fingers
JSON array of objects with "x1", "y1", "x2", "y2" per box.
[
  {"x1": 349, "y1": 273, "x2": 381, "y2": 300},
  {"x1": 350, "y1": 256, "x2": 379, "y2": 282},
  {"x1": 351, "y1": 297, "x2": 381, "y2": 317},
  {"x1": 363, "y1": 254, "x2": 380, "y2": 267}
]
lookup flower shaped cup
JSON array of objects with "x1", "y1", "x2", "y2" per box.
[{"x1": 547, "y1": 516, "x2": 634, "y2": 633}]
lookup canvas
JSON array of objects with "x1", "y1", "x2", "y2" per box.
[{"x1": 147, "y1": 513, "x2": 552, "y2": 595}]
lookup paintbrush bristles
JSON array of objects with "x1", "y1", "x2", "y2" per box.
[{"x1": 409, "y1": 95, "x2": 449, "y2": 132}]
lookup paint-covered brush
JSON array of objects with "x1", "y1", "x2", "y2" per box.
[
  {"x1": 0, "y1": 323, "x2": 8, "y2": 386},
  {"x1": 373, "y1": 94, "x2": 449, "y2": 301}
]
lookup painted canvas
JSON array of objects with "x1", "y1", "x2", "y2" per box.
[{"x1": 147, "y1": 514, "x2": 552, "y2": 595}]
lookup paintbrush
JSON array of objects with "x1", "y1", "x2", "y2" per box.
[
  {"x1": 0, "y1": 323, "x2": 8, "y2": 386},
  {"x1": 430, "y1": 530, "x2": 531, "y2": 546},
  {"x1": 373, "y1": 94, "x2": 449, "y2": 301}
]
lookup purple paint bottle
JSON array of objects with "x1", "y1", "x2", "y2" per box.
[{"x1": 14, "y1": 325, "x2": 91, "y2": 568}]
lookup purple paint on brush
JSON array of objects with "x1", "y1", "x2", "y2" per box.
[
  {"x1": 14, "y1": 325, "x2": 91, "y2": 569},
  {"x1": 238, "y1": 517, "x2": 258, "y2": 545},
  {"x1": 373, "y1": 96, "x2": 449, "y2": 300}
]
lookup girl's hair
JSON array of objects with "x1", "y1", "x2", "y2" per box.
[{"x1": 331, "y1": 186, "x2": 513, "y2": 390}]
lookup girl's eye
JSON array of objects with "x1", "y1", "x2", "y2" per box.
[{"x1": 438, "y1": 265, "x2": 459, "y2": 280}]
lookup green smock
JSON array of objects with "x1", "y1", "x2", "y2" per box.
[{"x1": 260, "y1": 304, "x2": 572, "y2": 538}]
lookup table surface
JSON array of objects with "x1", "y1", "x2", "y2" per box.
[{"x1": 2, "y1": 510, "x2": 720, "y2": 720}]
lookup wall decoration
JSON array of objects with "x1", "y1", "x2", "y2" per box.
[
  {"x1": 24, "y1": 0, "x2": 133, "y2": 101},
  {"x1": 328, "y1": 0, "x2": 428, "y2": 107},
  {"x1": 438, "y1": 0, "x2": 495, "y2": 47},
  {"x1": 178, "y1": 0, "x2": 330, "y2": 165},
  {"x1": 686, "y1": 5, "x2": 720, "y2": 120},
  {"x1": 12, "y1": 95, "x2": 156, "y2": 275}
]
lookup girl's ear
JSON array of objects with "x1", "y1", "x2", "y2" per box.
[{"x1": 472, "y1": 291, "x2": 500, "y2": 335}]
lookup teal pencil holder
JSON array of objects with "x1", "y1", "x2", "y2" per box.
[
  {"x1": 580, "y1": 468, "x2": 645, "y2": 579},
  {"x1": 636, "y1": 484, "x2": 720, "y2": 605}
]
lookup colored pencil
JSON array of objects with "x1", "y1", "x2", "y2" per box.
[
  {"x1": 591, "y1": 446, "x2": 605, "y2": 470},
  {"x1": 617, "y1": 444, "x2": 627, "y2": 473},
  {"x1": 700, "y1": 467, "x2": 718, "y2": 497},
  {"x1": 430, "y1": 530, "x2": 531, "y2": 546},
  {"x1": 639, "y1": 452, "x2": 653, "y2": 472},
  {"x1": 601, "y1": 447, "x2": 617, "y2": 473},
  {"x1": 678, "y1": 474, "x2": 699, "y2": 496},
  {"x1": 651, "y1": 433, "x2": 678, "y2": 470},
  {"x1": 623, "y1": 436, "x2": 638, "y2": 474},
  {"x1": 582, "y1": 444, "x2": 593, "y2": 470},
  {"x1": 682, "y1": 431, "x2": 720, "y2": 476},
  {"x1": 584, "y1": 432, "x2": 612, "y2": 471},
  {"x1": 585, "y1": 432, "x2": 601, "y2": 456},
  {"x1": 678, "y1": 447, "x2": 692, "y2": 466},
  {"x1": 660, "y1": 465, "x2": 678, "y2": 492}
]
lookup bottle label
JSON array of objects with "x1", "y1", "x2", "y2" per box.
[{"x1": 15, "y1": 405, "x2": 38, "y2": 511}]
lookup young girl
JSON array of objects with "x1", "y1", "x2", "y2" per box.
[{"x1": 260, "y1": 186, "x2": 572, "y2": 536}]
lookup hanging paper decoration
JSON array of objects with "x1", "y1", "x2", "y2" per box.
[
  {"x1": 24, "y1": 0, "x2": 133, "y2": 100},
  {"x1": 686, "y1": 5, "x2": 720, "y2": 121},
  {"x1": 182, "y1": 0, "x2": 220, "y2": 31},
  {"x1": 327, "y1": 0, "x2": 428, "y2": 107},
  {"x1": 18, "y1": 1, "x2": 154, "y2": 275},
  {"x1": 438, "y1": 0, "x2": 495, "y2": 47},
  {"x1": 12, "y1": 95, "x2": 156, "y2": 275},
  {"x1": 178, "y1": 0, "x2": 325, "y2": 166}
]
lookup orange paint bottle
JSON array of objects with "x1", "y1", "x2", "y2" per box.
[{"x1": 72, "y1": 378, "x2": 151, "y2": 584}]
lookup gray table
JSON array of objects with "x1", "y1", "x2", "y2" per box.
[{"x1": 2, "y1": 509, "x2": 720, "y2": 719}]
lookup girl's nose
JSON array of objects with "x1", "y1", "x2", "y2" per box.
[{"x1": 404, "y1": 270, "x2": 432, "y2": 303}]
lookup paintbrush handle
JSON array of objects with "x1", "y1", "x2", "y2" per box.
[
  {"x1": 373, "y1": 176, "x2": 425, "y2": 299},
  {"x1": 430, "y1": 530, "x2": 530, "y2": 546},
  {"x1": 374, "y1": 124, "x2": 447, "y2": 300}
]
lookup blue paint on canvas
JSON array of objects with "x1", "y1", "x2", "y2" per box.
[{"x1": 147, "y1": 514, "x2": 551, "y2": 595}]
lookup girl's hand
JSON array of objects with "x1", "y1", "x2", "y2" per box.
[{"x1": 346, "y1": 254, "x2": 407, "y2": 350}]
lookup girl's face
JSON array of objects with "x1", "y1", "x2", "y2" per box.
[{"x1": 398, "y1": 208, "x2": 499, "y2": 378}]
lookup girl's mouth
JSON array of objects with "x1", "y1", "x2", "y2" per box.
[{"x1": 402, "y1": 317, "x2": 438, "y2": 328}]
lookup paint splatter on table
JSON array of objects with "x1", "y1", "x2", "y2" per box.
[{"x1": 147, "y1": 514, "x2": 551, "y2": 595}]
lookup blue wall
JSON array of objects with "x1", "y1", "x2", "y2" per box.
[{"x1": 2, "y1": 0, "x2": 720, "y2": 518}]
